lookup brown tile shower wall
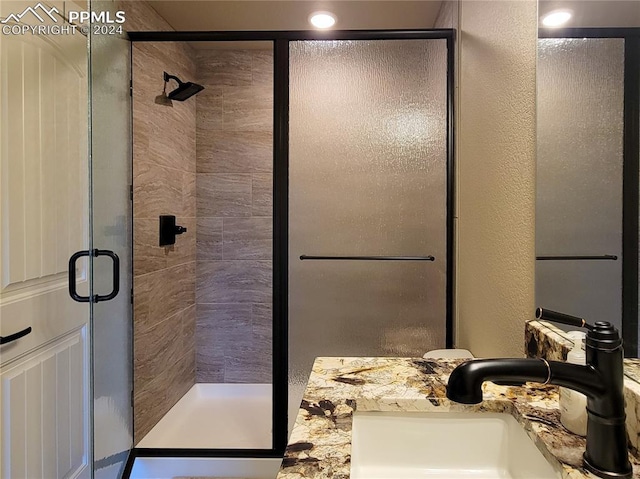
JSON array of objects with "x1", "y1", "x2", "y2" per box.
[
  {"x1": 131, "y1": 35, "x2": 197, "y2": 441},
  {"x1": 195, "y1": 50, "x2": 273, "y2": 384}
]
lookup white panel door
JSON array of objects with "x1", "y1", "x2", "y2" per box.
[{"x1": 0, "y1": 7, "x2": 91, "y2": 479}]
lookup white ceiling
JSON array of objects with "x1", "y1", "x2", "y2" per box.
[
  {"x1": 148, "y1": 0, "x2": 640, "y2": 41},
  {"x1": 539, "y1": 0, "x2": 640, "y2": 28},
  {"x1": 149, "y1": 0, "x2": 445, "y2": 33}
]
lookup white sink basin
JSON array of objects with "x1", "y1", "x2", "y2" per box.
[{"x1": 351, "y1": 411, "x2": 561, "y2": 479}]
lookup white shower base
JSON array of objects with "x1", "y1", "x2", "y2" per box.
[{"x1": 136, "y1": 383, "x2": 272, "y2": 450}]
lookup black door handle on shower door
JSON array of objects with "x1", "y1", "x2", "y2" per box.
[
  {"x1": 94, "y1": 249, "x2": 120, "y2": 302},
  {"x1": 69, "y1": 250, "x2": 92, "y2": 302},
  {"x1": 69, "y1": 249, "x2": 120, "y2": 303}
]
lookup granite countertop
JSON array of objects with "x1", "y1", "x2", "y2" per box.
[{"x1": 276, "y1": 356, "x2": 640, "y2": 479}]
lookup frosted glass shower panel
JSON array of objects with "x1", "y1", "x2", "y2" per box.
[
  {"x1": 289, "y1": 39, "x2": 448, "y2": 432},
  {"x1": 536, "y1": 38, "x2": 624, "y2": 329},
  {"x1": 89, "y1": 12, "x2": 133, "y2": 474}
]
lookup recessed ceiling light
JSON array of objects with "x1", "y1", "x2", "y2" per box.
[
  {"x1": 541, "y1": 9, "x2": 572, "y2": 27},
  {"x1": 309, "y1": 11, "x2": 336, "y2": 29}
]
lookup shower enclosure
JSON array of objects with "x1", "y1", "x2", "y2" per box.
[
  {"x1": 126, "y1": 30, "x2": 453, "y2": 464},
  {"x1": 130, "y1": 41, "x2": 275, "y2": 452},
  {"x1": 536, "y1": 29, "x2": 640, "y2": 356},
  {"x1": 536, "y1": 37, "x2": 624, "y2": 329}
]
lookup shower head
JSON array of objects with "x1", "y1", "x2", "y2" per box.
[{"x1": 163, "y1": 72, "x2": 204, "y2": 101}]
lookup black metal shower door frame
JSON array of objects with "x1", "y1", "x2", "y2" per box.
[
  {"x1": 538, "y1": 27, "x2": 640, "y2": 357},
  {"x1": 126, "y1": 29, "x2": 456, "y2": 464}
]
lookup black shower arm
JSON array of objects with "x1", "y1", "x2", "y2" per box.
[{"x1": 163, "y1": 72, "x2": 183, "y2": 86}]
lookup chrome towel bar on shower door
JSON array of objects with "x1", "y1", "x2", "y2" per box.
[{"x1": 299, "y1": 255, "x2": 435, "y2": 261}]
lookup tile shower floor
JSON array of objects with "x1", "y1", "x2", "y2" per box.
[{"x1": 136, "y1": 383, "x2": 272, "y2": 449}]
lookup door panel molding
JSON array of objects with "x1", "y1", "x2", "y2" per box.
[
  {"x1": 0, "y1": 326, "x2": 89, "y2": 479},
  {"x1": 0, "y1": 34, "x2": 88, "y2": 290}
]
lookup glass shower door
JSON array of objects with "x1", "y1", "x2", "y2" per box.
[
  {"x1": 88, "y1": 3, "x2": 133, "y2": 477},
  {"x1": 288, "y1": 39, "x2": 449, "y2": 433},
  {"x1": 536, "y1": 38, "x2": 624, "y2": 331},
  {"x1": 0, "y1": 3, "x2": 132, "y2": 477}
]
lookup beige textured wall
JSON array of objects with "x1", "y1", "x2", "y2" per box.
[
  {"x1": 455, "y1": 0, "x2": 538, "y2": 357},
  {"x1": 195, "y1": 50, "x2": 273, "y2": 384},
  {"x1": 127, "y1": 1, "x2": 197, "y2": 443}
]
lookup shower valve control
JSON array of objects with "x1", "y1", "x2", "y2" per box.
[{"x1": 159, "y1": 215, "x2": 187, "y2": 247}]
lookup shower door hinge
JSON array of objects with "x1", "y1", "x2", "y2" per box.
[
  {"x1": 129, "y1": 184, "x2": 133, "y2": 201},
  {"x1": 129, "y1": 80, "x2": 133, "y2": 97}
]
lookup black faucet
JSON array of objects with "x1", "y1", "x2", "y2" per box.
[{"x1": 446, "y1": 308, "x2": 632, "y2": 479}]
